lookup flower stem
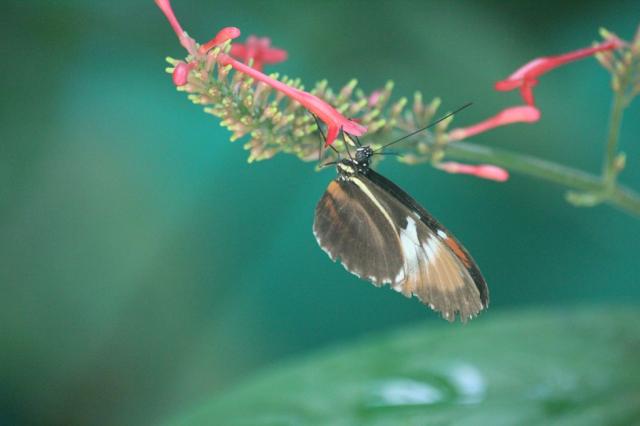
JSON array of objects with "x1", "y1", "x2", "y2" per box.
[
  {"x1": 603, "y1": 89, "x2": 626, "y2": 185},
  {"x1": 442, "y1": 141, "x2": 640, "y2": 217}
]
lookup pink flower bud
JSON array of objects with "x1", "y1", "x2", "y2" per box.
[
  {"x1": 437, "y1": 162, "x2": 509, "y2": 182},
  {"x1": 172, "y1": 61, "x2": 195, "y2": 86},
  {"x1": 200, "y1": 27, "x2": 241, "y2": 54},
  {"x1": 368, "y1": 90, "x2": 382, "y2": 107}
]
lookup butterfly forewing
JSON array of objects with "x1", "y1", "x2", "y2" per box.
[
  {"x1": 313, "y1": 167, "x2": 488, "y2": 322},
  {"x1": 313, "y1": 180, "x2": 405, "y2": 284}
]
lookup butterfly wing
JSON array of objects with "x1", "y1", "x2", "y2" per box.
[
  {"x1": 313, "y1": 170, "x2": 488, "y2": 322},
  {"x1": 313, "y1": 179, "x2": 405, "y2": 285}
]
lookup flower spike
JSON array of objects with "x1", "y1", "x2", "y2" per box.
[{"x1": 155, "y1": 0, "x2": 365, "y2": 146}]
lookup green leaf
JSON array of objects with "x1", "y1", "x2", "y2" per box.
[{"x1": 169, "y1": 308, "x2": 640, "y2": 425}]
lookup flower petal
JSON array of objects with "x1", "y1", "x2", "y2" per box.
[
  {"x1": 228, "y1": 35, "x2": 288, "y2": 71},
  {"x1": 447, "y1": 105, "x2": 540, "y2": 141},
  {"x1": 263, "y1": 47, "x2": 288, "y2": 64},
  {"x1": 437, "y1": 162, "x2": 509, "y2": 182}
]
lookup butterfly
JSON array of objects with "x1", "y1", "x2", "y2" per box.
[{"x1": 312, "y1": 108, "x2": 489, "y2": 322}]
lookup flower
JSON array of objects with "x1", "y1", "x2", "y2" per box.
[
  {"x1": 447, "y1": 105, "x2": 540, "y2": 141},
  {"x1": 200, "y1": 27, "x2": 241, "y2": 54},
  {"x1": 218, "y1": 53, "x2": 366, "y2": 145},
  {"x1": 495, "y1": 38, "x2": 623, "y2": 105},
  {"x1": 436, "y1": 162, "x2": 509, "y2": 182},
  {"x1": 229, "y1": 36, "x2": 288, "y2": 71},
  {"x1": 172, "y1": 61, "x2": 195, "y2": 86}
]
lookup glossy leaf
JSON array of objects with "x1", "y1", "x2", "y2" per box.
[{"x1": 170, "y1": 308, "x2": 640, "y2": 425}]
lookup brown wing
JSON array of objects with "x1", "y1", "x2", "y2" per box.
[{"x1": 313, "y1": 179, "x2": 405, "y2": 285}]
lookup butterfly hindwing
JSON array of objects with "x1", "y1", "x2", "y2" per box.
[{"x1": 365, "y1": 168, "x2": 489, "y2": 318}]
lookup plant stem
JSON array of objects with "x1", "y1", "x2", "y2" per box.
[
  {"x1": 442, "y1": 141, "x2": 640, "y2": 218},
  {"x1": 603, "y1": 89, "x2": 626, "y2": 185}
]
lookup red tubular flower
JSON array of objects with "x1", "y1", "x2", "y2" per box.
[
  {"x1": 172, "y1": 61, "x2": 195, "y2": 86},
  {"x1": 437, "y1": 162, "x2": 509, "y2": 182},
  {"x1": 200, "y1": 27, "x2": 241, "y2": 54},
  {"x1": 447, "y1": 105, "x2": 540, "y2": 141},
  {"x1": 229, "y1": 36, "x2": 288, "y2": 71},
  {"x1": 496, "y1": 38, "x2": 623, "y2": 105},
  {"x1": 218, "y1": 53, "x2": 367, "y2": 145}
]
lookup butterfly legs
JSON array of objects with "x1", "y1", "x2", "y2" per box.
[{"x1": 310, "y1": 112, "x2": 342, "y2": 168}]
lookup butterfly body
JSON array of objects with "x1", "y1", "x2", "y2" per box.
[{"x1": 313, "y1": 147, "x2": 488, "y2": 322}]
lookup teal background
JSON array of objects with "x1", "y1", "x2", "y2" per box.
[{"x1": 1, "y1": 1, "x2": 639, "y2": 424}]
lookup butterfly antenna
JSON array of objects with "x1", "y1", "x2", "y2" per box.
[
  {"x1": 372, "y1": 151, "x2": 402, "y2": 157},
  {"x1": 373, "y1": 102, "x2": 472, "y2": 153}
]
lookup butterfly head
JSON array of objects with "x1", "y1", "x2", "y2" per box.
[
  {"x1": 336, "y1": 145, "x2": 373, "y2": 178},
  {"x1": 355, "y1": 146, "x2": 373, "y2": 167}
]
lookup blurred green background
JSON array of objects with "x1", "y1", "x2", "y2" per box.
[{"x1": 2, "y1": 1, "x2": 639, "y2": 424}]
